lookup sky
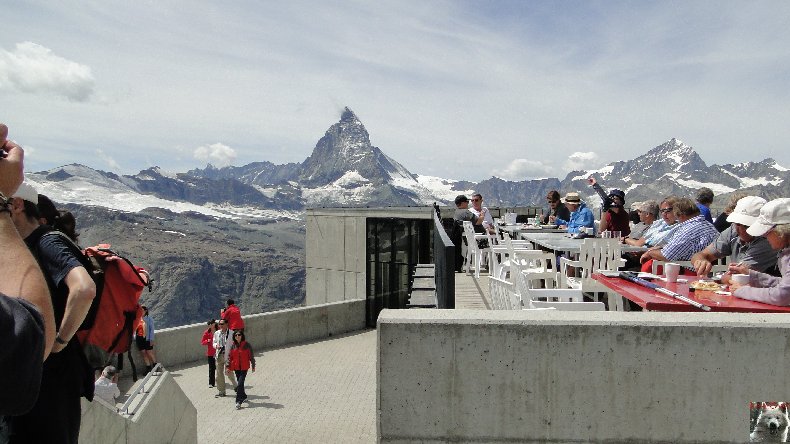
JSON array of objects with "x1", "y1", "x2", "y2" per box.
[{"x1": 2, "y1": 1, "x2": 790, "y2": 182}]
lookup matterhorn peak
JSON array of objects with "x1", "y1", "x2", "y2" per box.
[{"x1": 340, "y1": 106, "x2": 358, "y2": 123}]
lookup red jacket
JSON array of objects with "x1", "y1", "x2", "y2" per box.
[
  {"x1": 227, "y1": 341, "x2": 255, "y2": 371},
  {"x1": 201, "y1": 329, "x2": 216, "y2": 357},
  {"x1": 221, "y1": 304, "x2": 245, "y2": 331}
]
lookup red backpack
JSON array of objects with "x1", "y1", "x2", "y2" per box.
[{"x1": 74, "y1": 243, "x2": 152, "y2": 355}]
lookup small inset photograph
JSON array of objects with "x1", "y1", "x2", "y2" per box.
[{"x1": 750, "y1": 402, "x2": 789, "y2": 442}]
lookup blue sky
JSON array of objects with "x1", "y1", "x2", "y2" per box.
[{"x1": 2, "y1": 1, "x2": 789, "y2": 182}]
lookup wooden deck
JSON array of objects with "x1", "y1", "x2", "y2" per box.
[{"x1": 454, "y1": 272, "x2": 491, "y2": 310}]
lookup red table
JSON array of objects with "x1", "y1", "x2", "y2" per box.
[{"x1": 592, "y1": 273, "x2": 790, "y2": 313}]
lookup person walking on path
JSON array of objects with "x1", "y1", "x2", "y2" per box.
[
  {"x1": 201, "y1": 320, "x2": 217, "y2": 388},
  {"x1": 212, "y1": 319, "x2": 237, "y2": 397},
  {"x1": 226, "y1": 331, "x2": 256, "y2": 410},
  {"x1": 135, "y1": 306, "x2": 158, "y2": 374}
]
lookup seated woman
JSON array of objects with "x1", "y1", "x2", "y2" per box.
[{"x1": 730, "y1": 198, "x2": 790, "y2": 306}]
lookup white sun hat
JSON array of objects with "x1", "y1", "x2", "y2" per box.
[
  {"x1": 746, "y1": 198, "x2": 790, "y2": 237},
  {"x1": 726, "y1": 195, "x2": 766, "y2": 227}
]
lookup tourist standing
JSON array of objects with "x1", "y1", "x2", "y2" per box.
[
  {"x1": 227, "y1": 331, "x2": 256, "y2": 410},
  {"x1": 201, "y1": 320, "x2": 217, "y2": 388},
  {"x1": 212, "y1": 320, "x2": 237, "y2": 397}
]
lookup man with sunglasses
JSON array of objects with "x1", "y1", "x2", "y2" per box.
[
  {"x1": 691, "y1": 196, "x2": 777, "y2": 282},
  {"x1": 469, "y1": 193, "x2": 495, "y2": 234},
  {"x1": 640, "y1": 197, "x2": 718, "y2": 266},
  {"x1": 212, "y1": 319, "x2": 237, "y2": 397},
  {"x1": 541, "y1": 190, "x2": 570, "y2": 225}
]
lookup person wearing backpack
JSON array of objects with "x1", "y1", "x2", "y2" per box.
[
  {"x1": 226, "y1": 330, "x2": 256, "y2": 410},
  {"x1": 2, "y1": 182, "x2": 95, "y2": 444},
  {"x1": 201, "y1": 320, "x2": 218, "y2": 388},
  {"x1": 135, "y1": 306, "x2": 158, "y2": 374}
]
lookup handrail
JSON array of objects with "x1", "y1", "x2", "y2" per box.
[{"x1": 119, "y1": 363, "x2": 163, "y2": 415}]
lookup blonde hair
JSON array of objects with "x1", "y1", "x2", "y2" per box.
[
  {"x1": 724, "y1": 192, "x2": 749, "y2": 214},
  {"x1": 775, "y1": 224, "x2": 790, "y2": 237}
]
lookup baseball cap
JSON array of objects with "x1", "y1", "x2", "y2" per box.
[
  {"x1": 11, "y1": 181, "x2": 38, "y2": 204},
  {"x1": 726, "y1": 196, "x2": 766, "y2": 227},
  {"x1": 746, "y1": 198, "x2": 790, "y2": 237}
]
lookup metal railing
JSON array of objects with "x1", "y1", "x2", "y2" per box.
[
  {"x1": 119, "y1": 363, "x2": 163, "y2": 416},
  {"x1": 432, "y1": 206, "x2": 455, "y2": 309}
]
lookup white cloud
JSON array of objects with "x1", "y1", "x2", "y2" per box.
[
  {"x1": 95, "y1": 149, "x2": 121, "y2": 171},
  {"x1": 564, "y1": 152, "x2": 601, "y2": 172},
  {"x1": 194, "y1": 143, "x2": 237, "y2": 168},
  {"x1": 495, "y1": 159, "x2": 555, "y2": 181},
  {"x1": 0, "y1": 42, "x2": 95, "y2": 101}
]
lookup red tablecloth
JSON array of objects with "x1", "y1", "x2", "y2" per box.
[{"x1": 592, "y1": 273, "x2": 790, "y2": 313}]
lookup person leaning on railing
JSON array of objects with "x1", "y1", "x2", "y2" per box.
[{"x1": 729, "y1": 198, "x2": 790, "y2": 306}]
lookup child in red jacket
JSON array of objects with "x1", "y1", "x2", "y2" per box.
[{"x1": 226, "y1": 331, "x2": 256, "y2": 409}]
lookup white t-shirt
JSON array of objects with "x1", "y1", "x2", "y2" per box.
[{"x1": 94, "y1": 376, "x2": 120, "y2": 405}]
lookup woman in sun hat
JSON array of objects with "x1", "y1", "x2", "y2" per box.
[{"x1": 729, "y1": 198, "x2": 790, "y2": 306}]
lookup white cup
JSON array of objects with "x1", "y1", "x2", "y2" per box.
[
  {"x1": 586, "y1": 227, "x2": 594, "y2": 236},
  {"x1": 664, "y1": 263, "x2": 680, "y2": 283},
  {"x1": 731, "y1": 273, "x2": 750, "y2": 285}
]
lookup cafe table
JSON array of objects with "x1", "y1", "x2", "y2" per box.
[
  {"x1": 591, "y1": 273, "x2": 790, "y2": 313},
  {"x1": 520, "y1": 232, "x2": 647, "y2": 255},
  {"x1": 500, "y1": 224, "x2": 566, "y2": 237}
]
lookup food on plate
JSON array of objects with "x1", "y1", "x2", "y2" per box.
[{"x1": 689, "y1": 280, "x2": 722, "y2": 291}]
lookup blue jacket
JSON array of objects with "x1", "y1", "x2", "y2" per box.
[{"x1": 555, "y1": 202, "x2": 595, "y2": 234}]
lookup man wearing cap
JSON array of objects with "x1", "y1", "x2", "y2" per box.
[
  {"x1": 729, "y1": 198, "x2": 790, "y2": 306},
  {"x1": 3, "y1": 181, "x2": 96, "y2": 443},
  {"x1": 588, "y1": 176, "x2": 630, "y2": 236},
  {"x1": 552, "y1": 191, "x2": 595, "y2": 234},
  {"x1": 691, "y1": 196, "x2": 777, "y2": 283}
]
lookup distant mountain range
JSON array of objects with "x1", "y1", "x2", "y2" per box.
[{"x1": 22, "y1": 107, "x2": 789, "y2": 327}]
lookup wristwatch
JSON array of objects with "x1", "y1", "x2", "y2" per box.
[{"x1": 55, "y1": 334, "x2": 68, "y2": 345}]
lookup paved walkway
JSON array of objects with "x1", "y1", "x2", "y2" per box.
[
  {"x1": 170, "y1": 330, "x2": 377, "y2": 443},
  {"x1": 163, "y1": 276, "x2": 489, "y2": 443}
]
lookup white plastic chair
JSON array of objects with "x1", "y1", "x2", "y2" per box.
[
  {"x1": 462, "y1": 221, "x2": 491, "y2": 278},
  {"x1": 559, "y1": 238, "x2": 625, "y2": 309},
  {"x1": 488, "y1": 275, "x2": 516, "y2": 310}
]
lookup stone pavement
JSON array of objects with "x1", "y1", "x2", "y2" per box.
[{"x1": 170, "y1": 330, "x2": 377, "y2": 443}]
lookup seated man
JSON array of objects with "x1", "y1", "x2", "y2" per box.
[
  {"x1": 542, "y1": 190, "x2": 570, "y2": 225},
  {"x1": 452, "y1": 195, "x2": 487, "y2": 271},
  {"x1": 640, "y1": 197, "x2": 719, "y2": 265},
  {"x1": 552, "y1": 192, "x2": 594, "y2": 234},
  {"x1": 469, "y1": 193, "x2": 495, "y2": 234},
  {"x1": 691, "y1": 196, "x2": 777, "y2": 283},
  {"x1": 94, "y1": 366, "x2": 121, "y2": 405},
  {"x1": 625, "y1": 197, "x2": 680, "y2": 248}
]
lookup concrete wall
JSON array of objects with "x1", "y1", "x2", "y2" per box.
[
  {"x1": 305, "y1": 207, "x2": 434, "y2": 306},
  {"x1": 125, "y1": 298, "x2": 366, "y2": 373},
  {"x1": 80, "y1": 371, "x2": 196, "y2": 444},
  {"x1": 377, "y1": 309, "x2": 790, "y2": 443}
]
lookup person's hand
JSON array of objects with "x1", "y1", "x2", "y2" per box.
[
  {"x1": 548, "y1": 215, "x2": 556, "y2": 223},
  {"x1": 51, "y1": 340, "x2": 66, "y2": 354},
  {"x1": 0, "y1": 141, "x2": 24, "y2": 196},
  {"x1": 720, "y1": 272, "x2": 733, "y2": 285},
  {"x1": 225, "y1": 368, "x2": 232, "y2": 375},
  {"x1": 558, "y1": 225, "x2": 566, "y2": 229},
  {"x1": 639, "y1": 251, "x2": 651, "y2": 264},
  {"x1": 251, "y1": 368, "x2": 256, "y2": 373},
  {"x1": 588, "y1": 176, "x2": 596, "y2": 186},
  {"x1": 728, "y1": 263, "x2": 749, "y2": 275},
  {"x1": 693, "y1": 259, "x2": 712, "y2": 277}
]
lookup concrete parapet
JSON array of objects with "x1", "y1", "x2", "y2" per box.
[
  {"x1": 126, "y1": 299, "x2": 366, "y2": 373},
  {"x1": 80, "y1": 371, "x2": 196, "y2": 444},
  {"x1": 377, "y1": 309, "x2": 790, "y2": 443}
]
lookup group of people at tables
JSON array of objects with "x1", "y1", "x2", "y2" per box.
[{"x1": 454, "y1": 179, "x2": 790, "y2": 307}]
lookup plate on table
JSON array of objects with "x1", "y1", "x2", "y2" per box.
[
  {"x1": 540, "y1": 224, "x2": 559, "y2": 229},
  {"x1": 689, "y1": 280, "x2": 723, "y2": 292}
]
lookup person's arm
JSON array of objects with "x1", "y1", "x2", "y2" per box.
[
  {"x1": 640, "y1": 247, "x2": 669, "y2": 264},
  {"x1": 588, "y1": 177, "x2": 609, "y2": 204},
  {"x1": 599, "y1": 212, "x2": 610, "y2": 233},
  {"x1": 146, "y1": 316, "x2": 155, "y2": 343},
  {"x1": 0, "y1": 143, "x2": 56, "y2": 359},
  {"x1": 624, "y1": 236, "x2": 647, "y2": 247},
  {"x1": 52, "y1": 266, "x2": 96, "y2": 353},
  {"x1": 732, "y1": 272, "x2": 790, "y2": 306},
  {"x1": 691, "y1": 246, "x2": 719, "y2": 277},
  {"x1": 248, "y1": 343, "x2": 256, "y2": 372}
]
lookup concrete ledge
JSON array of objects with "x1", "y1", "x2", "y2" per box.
[
  {"x1": 127, "y1": 299, "x2": 366, "y2": 372},
  {"x1": 80, "y1": 371, "x2": 196, "y2": 444},
  {"x1": 377, "y1": 309, "x2": 790, "y2": 443}
]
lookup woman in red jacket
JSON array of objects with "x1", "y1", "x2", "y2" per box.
[
  {"x1": 226, "y1": 331, "x2": 256, "y2": 410},
  {"x1": 201, "y1": 320, "x2": 217, "y2": 388}
]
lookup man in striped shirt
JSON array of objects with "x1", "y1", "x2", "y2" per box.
[{"x1": 640, "y1": 197, "x2": 719, "y2": 265}]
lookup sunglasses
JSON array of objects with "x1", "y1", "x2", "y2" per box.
[
  {"x1": 470, "y1": 198, "x2": 481, "y2": 202},
  {"x1": 660, "y1": 207, "x2": 673, "y2": 214},
  {"x1": 234, "y1": 333, "x2": 242, "y2": 337}
]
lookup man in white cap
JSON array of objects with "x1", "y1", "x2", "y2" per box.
[
  {"x1": 729, "y1": 198, "x2": 790, "y2": 306},
  {"x1": 691, "y1": 196, "x2": 777, "y2": 283}
]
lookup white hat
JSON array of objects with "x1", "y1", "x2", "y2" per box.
[
  {"x1": 11, "y1": 181, "x2": 38, "y2": 204},
  {"x1": 726, "y1": 196, "x2": 766, "y2": 227},
  {"x1": 747, "y1": 198, "x2": 790, "y2": 237}
]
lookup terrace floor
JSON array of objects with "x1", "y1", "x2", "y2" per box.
[{"x1": 167, "y1": 272, "x2": 488, "y2": 443}]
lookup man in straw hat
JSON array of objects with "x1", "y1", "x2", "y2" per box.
[{"x1": 551, "y1": 191, "x2": 595, "y2": 234}]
